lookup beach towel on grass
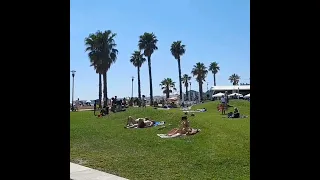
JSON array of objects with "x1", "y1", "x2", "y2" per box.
[
  {"x1": 183, "y1": 110, "x2": 204, "y2": 113},
  {"x1": 157, "y1": 129, "x2": 201, "y2": 138},
  {"x1": 183, "y1": 109, "x2": 206, "y2": 113},
  {"x1": 180, "y1": 107, "x2": 191, "y2": 111},
  {"x1": 156, "y1": 108, "x2": 170, "y2": 110},
  {"x1": 126, "y1": 121, "x2": 165, "y2": 129},
  {"x1": 154, "y1": 121, "x2": 165, "y2": 126}
]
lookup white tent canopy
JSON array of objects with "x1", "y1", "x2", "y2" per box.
[
  {"x1": 228, "y1": 93, "x2": 243, "y2": 97},
  {"x1": 212, "y1": 92, "x2": 225, "y2": 97},
  {"x1": 244, "y1": 94, "x2": 250, "y2": 98}
]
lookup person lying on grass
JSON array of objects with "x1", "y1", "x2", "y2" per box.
[{"x1": 126, "y1": 116, "x2": 155, "y2": 128}]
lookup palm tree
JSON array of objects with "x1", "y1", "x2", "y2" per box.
[
  {"x1": 138, "y1": 32, "x2": 158, "y2": 105},
  {"x1": 228, "y1": 73, "x2": 240, "y2": 85},
  {"x1": 85, "y1": 31, "x2": 118, "y2": 106},
  {"x1": 191, "y1": 62, "x2": 208, "y2": 101},
  {"x1": 130, "y1": 50, "x2": 146, "y2": 101},
  {"x1": 181, "y1": 74, "x2": 191, "y2": 100},
  {"x1": 209, "y1": 62, "x2": 220, "y2": 86},
  {"x1": 95, "y1": 30, "x2": 118, "y2": 105},
  {"x1": 160, "y1": 78, "x2": 176, "y2": 99},
  {"x1": 85, "y1": 33, "x2": 103, "y2": 107},
  {"x1": 170, "y1": 41, "x2": 186, "y2": 100}
]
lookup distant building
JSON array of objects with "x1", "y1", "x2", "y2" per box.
[{"x1": 211, "y1": 85, "x2": 250, "y2": 95}]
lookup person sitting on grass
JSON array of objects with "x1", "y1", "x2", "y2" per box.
[
  {"x1": 100, "y1": 105, "x2": 109, "y2": 116},
  {"x1": 167, "y1": 116, "x2": 192, "y2": 136},
  {"x1": 228, "y1": 107, "x2": 240, "y2": 118}
]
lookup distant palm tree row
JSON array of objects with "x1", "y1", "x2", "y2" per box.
[{"x1": 85, "y1": 30, "x2": 241, "y2": 104}]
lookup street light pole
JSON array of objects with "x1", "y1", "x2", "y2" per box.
[
  {"x1": 207, "y1": 82, "x2": 209, "y2": 100},
  {"x1": 131, "y1": 76, "x2": 134, "y2": 99},
  {"x1": 189, "y1": 82, "x2": 192, "y2": 101},
  {"x1": 71, "y1": 70, "x2": 76, "y2": 110}
]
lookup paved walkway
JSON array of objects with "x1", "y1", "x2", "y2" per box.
[{"x1": 70, "y1": 163, "x2": 128, "y2": 180}]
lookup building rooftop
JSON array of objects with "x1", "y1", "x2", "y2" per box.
[{"x1": 211, "y1": 85, "x2": 250, "y2": 91}]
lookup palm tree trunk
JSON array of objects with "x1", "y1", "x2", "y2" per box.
[
  {"x1": 103, "y1": 72, "x2": 108, "y2": 106},
  {"x1": 147, "y1": 56, "x2": 153, "y2": 105},
  {"x1": 185, "y1": 84, "x2": 188, "y2": 101},
  {"x1": 213, "y1": 74, "x2": 216, "y2": 86},
  {"x1": 177, "y1": 58, "x2": 183, "y2": 100},
  {"x1": 137, "y1": 66, "x2": 141, "y2": 100},
  {"x1": 199, "y1": 81, "x2": 203, "y2": 101},
  {"x1": 98, "y1": 73, "x2": 102, "y2": 108},
  {"x1": 166, "y1": 87, "x2": 170, "y2": 98}
]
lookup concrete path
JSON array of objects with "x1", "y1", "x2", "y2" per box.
[{"x1": 70, "y1": 163, "x2": 128, "y2": 180}]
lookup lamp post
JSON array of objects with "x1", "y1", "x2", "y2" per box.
[
  {"x1": 131, "y1": 76, "x2": 134, "y2": 99},
  {"x1": 207, "y1": 82, "x2": 209, "y2": 100},
  {"x1": 71, "y1": 70, "x2": 76, "y2": 110},
  {"x1": 189, "y1": 82, "x2": 192, "y2": 101}
]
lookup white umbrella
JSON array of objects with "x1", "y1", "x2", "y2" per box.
[
  {"x1": 212, "y1": 92, "x2": 225, "y2": 97},
  {"x1": 244, "y1": 94, "x2": 250, "y2": 98},
  {"x1": 228, "y1": 93, "x2": 243, "y2": 97}
]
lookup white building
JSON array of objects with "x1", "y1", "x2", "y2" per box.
[{"x1": 211, "y1": 85, "x2": 250, "y2": 95}]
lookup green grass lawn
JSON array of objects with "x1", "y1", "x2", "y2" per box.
[{"x1": 70, "y1": 100, "x2": 250, "y2": 180}]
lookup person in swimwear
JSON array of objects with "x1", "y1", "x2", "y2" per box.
[
  {"x1": 126, "y1": 116, "x2": 155, "y2": 128},
  {"x1": 167, "y1": 116, "x2": 191, "y2": 136}
]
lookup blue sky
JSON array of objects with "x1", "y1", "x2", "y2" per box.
[{"x1": 70, "y1": 0, "x2": 250, "y2": 101}]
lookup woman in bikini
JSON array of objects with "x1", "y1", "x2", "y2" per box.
[{"x1": 167, "y1": 116, "x2": 191, "y2": 136}]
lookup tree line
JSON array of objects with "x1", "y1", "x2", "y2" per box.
[{"x1": 85, "y1": 30, "x2": 241, "y2": 106}]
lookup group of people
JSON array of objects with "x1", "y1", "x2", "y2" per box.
[
  {"x1": 93, "y1": 100, "x2": 109, "y2": 117},
  {"x1": 217, "y1": 94, "x2": 241, "y2": 118},
  {"x1": 110, "y1": 96, "x2": 127, "y2": 112},
  {"x1": 93, "y1": 96, "x2": 129, "y2": 116},
  {"x1": 125, "y1": 115, "x2": 199, "y2": 137}
]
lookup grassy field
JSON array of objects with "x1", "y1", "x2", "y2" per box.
[{"x1": 70, "y1": 100, "x2": 250, "y2": 180}]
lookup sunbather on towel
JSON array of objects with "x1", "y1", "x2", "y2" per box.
[
  {"x1": 196, "y1": 108, "x2": 207, "y2": 112},
  {"x1": 126, "y1": 116, "x2": 155, "y2": 128},
  {"x1": 167, "y1": 116, "x2": 192, "y2": 136}
]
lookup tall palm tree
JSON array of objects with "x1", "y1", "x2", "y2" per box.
[
  {"x1": 160, "y1": 78, "x2": 176, "y2": 99},
  {"x1": 228, "y1": 73, "x2": 240, "y2": 85},
  {"x1": 96, "y1": 30, "x2": 118, "y2": 105},
  {"x1": 138, "y1": 32, "x2": 158, "y2": 105},
  {"x1": 209, "y1": 62, "x2": 220, "y2": 86},
  {"x1": 130, "y1": 50, "x2": 146, "y2": 101},
  {"x1": 85, "y1": 33, "x2": 103, "y2": 107},
  {"x1": 85, "y1": 30, "x2": 118, "y2": 106},
  {"x1": 181, "y1": 74, "x2": 191, "y2": 100},
  {"x1": 191, "y1": 62, "x2": 208, "y2": 101},
  {"x1": 170, "y1": 41, "x2": 186, "y2": 100}
]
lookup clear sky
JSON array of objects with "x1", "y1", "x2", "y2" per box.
[{"x1": 70, "y1": 0, "x2": 250, "y2": 101}]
